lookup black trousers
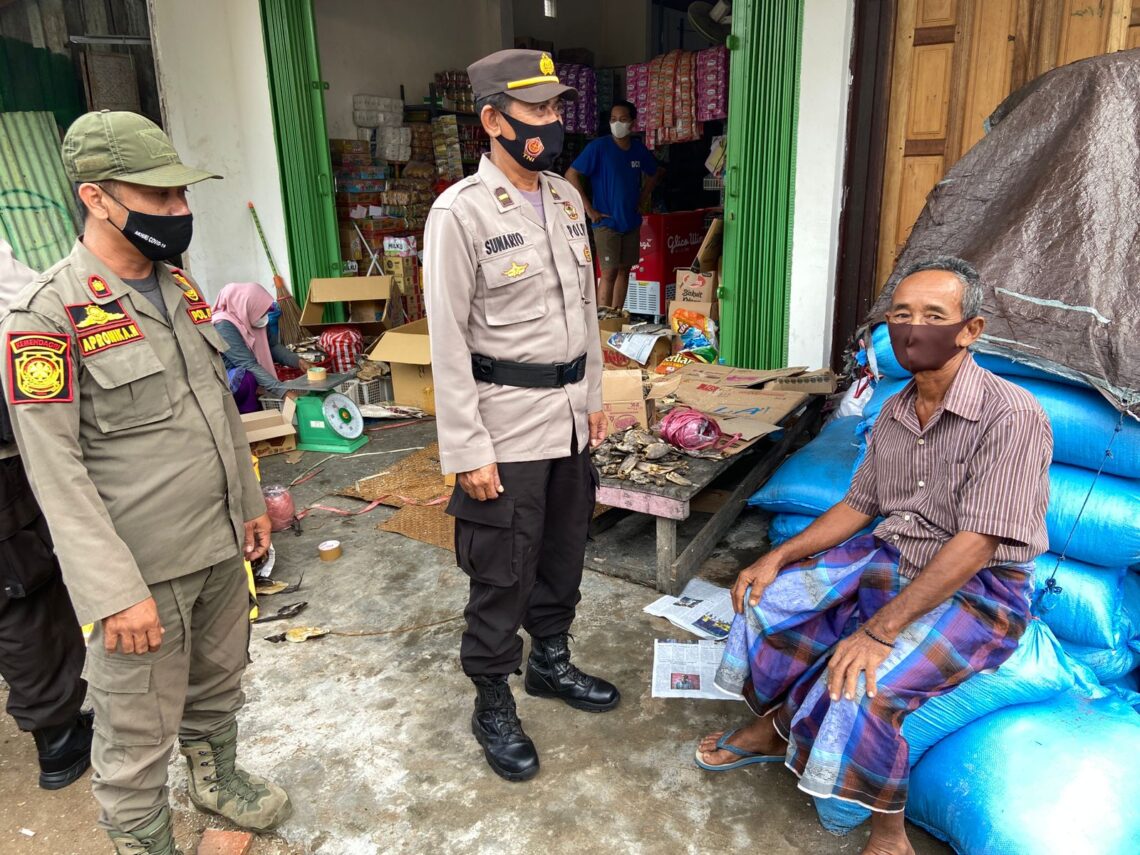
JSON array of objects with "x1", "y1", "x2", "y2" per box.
[
  {"x1": 0, "y1": 456, "x2": 86, "y2": 731},
  {"x1": 448, "y1": 440, "x2": 598, "y2": 677}
]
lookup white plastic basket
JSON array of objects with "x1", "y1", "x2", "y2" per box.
[
  {"x1": 259, "y1": 397, "x2": 284, "y2": 412},
  {"x1": 623, "y1": 279, "x2": 661, "y2": 316}
]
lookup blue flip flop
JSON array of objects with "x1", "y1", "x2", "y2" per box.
[{"x1": 693, "y1": 728, "x2": 785, "y2": 772}]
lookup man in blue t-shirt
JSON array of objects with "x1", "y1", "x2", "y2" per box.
[{"x1": 567, "y1": 100, "x2": 662, "y2": 310}]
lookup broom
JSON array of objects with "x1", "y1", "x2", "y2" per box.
[{"x1": 248, "y1": 201, "x2": 303, "y2": 345}]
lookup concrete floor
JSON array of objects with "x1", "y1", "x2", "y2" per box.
[{"x1": 0, "y1": 421, "x2": 949, "y2": 854}]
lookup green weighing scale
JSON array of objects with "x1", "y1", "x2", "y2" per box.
[{"x1": 282, "y1": 372, "x2": 368, "y2": 454}]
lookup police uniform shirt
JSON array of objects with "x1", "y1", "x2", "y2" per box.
[
  {"x1": 0, "y1": 240, "x2": 266, "y2": 625},
  {"x1": 425, "y1": 155, "x2": 604, "y2": 476}
]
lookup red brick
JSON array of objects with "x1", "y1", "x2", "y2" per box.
[{"x1": 196, "y1": 829, "x2": 254, "y2": 855}]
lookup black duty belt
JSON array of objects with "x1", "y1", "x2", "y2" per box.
[{"x1": 472, "y1": 353, "x2": 587, "y2": 388}]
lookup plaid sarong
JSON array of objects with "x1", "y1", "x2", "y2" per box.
[{"x1": 714, "y1": 534, "x2": 1033, "y2": 813}]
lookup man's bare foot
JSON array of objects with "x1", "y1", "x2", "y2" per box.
[
  {"x1": 862, "y1": 812, "x2": 915, "y2": 855},
  {"x1": 696, "y1": 713, "x2": 787, "y2": 768}
]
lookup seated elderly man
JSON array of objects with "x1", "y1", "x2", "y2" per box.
[{"x1": 695, "y1": 258, "x2": 1052, "y2": 855}]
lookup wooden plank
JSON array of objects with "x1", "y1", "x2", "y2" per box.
[
  {"x1": 1129, "y1": 25, "x2": 1140, "y2": 47},
  {"x1": 876, "y1": 0, "x2": 921, "y2": 292},
  {"x1": 917, "y1": 0, "x2": 957, "y2": 27},
  {"x1": 690, "y1": 488, "x2": 732, "y2": 514},
  {"x1": 903, "y1": 138, "x2": 946, "y2": 156},
  {"x1": 942, "y1": 0, "x2": 975, "y2": 166},
  {"x1": 656, "y1": 517, "x2": 678, "y2": 593},
  {"x1": 588, "y1": 506, "x2": 632, "y2": 537},
  {"x1": 666, "y1": 397, "x2": 826, "y2": 594},
  {"x1": 895, "y1": 155, "x2": 944, "y2": 250},
  {"x1": 959, "y1": 0, "x2": 1019, "y2": 155},
  {"x1": 906, "y1": 43, "x2": 954, "y2": 139},
  {"x1": 1106, "y1": 0, "x2": 1134, "y2": 50},
  {"x1": 595, "y1": 485, "x2": 689, "y2": 521},
  {"x1": 913, "y1": 24, "x2": 958, "y2": 45},
  {"x1": 1011, "y1": 0, "x2": 1036, "y2": 92},
  {"x1": 1031, "y1": 0, "x2": 1066, "y2": 79},
  {"x1": 1058, "y1": 0, "x2": 1113, "y2": 65}
]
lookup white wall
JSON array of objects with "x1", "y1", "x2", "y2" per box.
[
  {"x1": 149, "y1": 0, "x2": 289, "y2": 302},
  {"x1": 316, "y1": 0, "x2": 509, "y2": 140},
  {"x1": 512, "y1": 0, "x2": 650, "y2": 68},
  {"x1": 786, "y1": 0, "x2": 855, "y2": 369}
]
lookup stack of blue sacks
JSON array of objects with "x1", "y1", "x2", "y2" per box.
[{"x1": 748, "y1": 324, "x2": 1140, "y2": 853}]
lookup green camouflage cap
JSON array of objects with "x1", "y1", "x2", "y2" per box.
[{"x1": 62, "y1": 110, "x2": 222, "y2": 187}]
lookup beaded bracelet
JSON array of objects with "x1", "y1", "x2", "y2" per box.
[{"x1": 863, "y1": 626, "x2": 896, "y2": 649}]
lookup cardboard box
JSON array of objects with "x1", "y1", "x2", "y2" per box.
[
  {"x1": 602, "y1": 369, "x2": 650, "y2": 433},
  {"x1": 366, "y1": 318, "x2": 436, "y2": 414},
  {"x1": 382, "y1": 256, "x2": 417, "y2": 279},
  {"x1": 242, "y1": 397, "x2": 297, "y2": 458},
  {"x1": 765, "y1": 369, "x2": 838, "y2": 395},
  {"x1": 649, "y1": 363, "x2": 806, "y2": 396},
  {"x1": 301, "y1": 276, "x2": 392, "y2": 337},
  {"x1": 696, "y1": 218, "x2": 723, "y2": 273},
  {"x1": 676, "y1": 270, "x2": 717, "y2": 303},
  {"x1": 600, "y1": 328, "x2": 674, "y2": 371}
]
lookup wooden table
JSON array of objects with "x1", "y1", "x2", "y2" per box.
[{"x1": 593, "y1": 397, "x2": 824, "y2": 594}]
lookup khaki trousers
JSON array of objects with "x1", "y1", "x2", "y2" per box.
[{"x1": 83, "y1": 556, "x2": 249, "y2": 832}]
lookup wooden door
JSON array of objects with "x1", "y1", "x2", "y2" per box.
[{"x1": 874, "y1": 0, "x2": 1139, "y2": 292}]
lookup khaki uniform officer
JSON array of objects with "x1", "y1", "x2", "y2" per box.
[
  {"x1": 426, "y1": 50, "x2": 621, "y2": 784},
  {"x1": 1, "y1": 111, "x2": 291, "y2": 855}
]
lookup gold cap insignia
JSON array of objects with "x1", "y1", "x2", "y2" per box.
[{"x1": 539, "y1": 54, "x2": 555, "y2": 75}]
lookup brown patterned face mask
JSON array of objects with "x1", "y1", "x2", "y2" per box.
[{"x1": 887, "y1": 320, "x2": 970, "y2": 373}]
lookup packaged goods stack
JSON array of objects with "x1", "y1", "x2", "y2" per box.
[
  {"x1": 382, "y1": 236, "x2": 424, "y2": 322},
  {"x1": 353, "y1": 94, "x2": 403, "y2": 133},
  {"x1": 627, "y1": 62, "x2": 650, "y2": 133},
  {"x1": 748, "y1": 324, "x2": 1140, "y2": 851},
  {"x1": 431, "y1": 115, "x2": 464, "y2": 182},
  {"x1": 409, "y1": 123, "x2": 433, "y2": 164},
  {"x1": 596, "y1": 67, "x2": 617, "y2": 115},
  {"x1": 331, "y1": 138, "x2": 382, "y2": 267},
  {"x1": 458, "y1": 122, "x2": 489, "y2": 175},
  {"x1": 555, "y1": 63, "x2": 597, "y2": 134},
  {"x1": 695, "y1": 46, "x2": 728, "y2": 122},
  {"x1": 433, "y1": 70, "x2": 475, "y2": 114}
]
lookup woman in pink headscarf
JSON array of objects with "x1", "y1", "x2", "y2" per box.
[{"x1": 212, "y1": 283, "x2": 310, "y2": 413}]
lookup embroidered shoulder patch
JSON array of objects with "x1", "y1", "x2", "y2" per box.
[
  {"x1": 6, "y1": 333, "x2": 73, "y2": 404},
  {"x1": 65, "y1": 300, "x2": 146, "y2": 356},
  {"x1": 87, "y1": 275, "x2": 112, "y2": 300},
  {"x1": 172, "y1": 271, "x2": 213, "y2": 324}
]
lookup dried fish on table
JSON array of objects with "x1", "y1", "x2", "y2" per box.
[{"x1": 644, "y1": 442, "x2": 670, "y2": 460}]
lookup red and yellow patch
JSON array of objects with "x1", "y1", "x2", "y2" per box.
[
  {"x1": 172, "y1": 270, "x2": 213, "y2": 324},
  {"x1": 86, "y1": 275, "x2": 112, "y2": 300},
  {"x1": 564, "y1": 203, "x2": 579, "y2": 221},
  {"x1": 6, "y1": 333, "x2": 73, "y2": 404},
  {"x1": 523, "y1": 137, "x2": 545, "y2": 162},
  {"x1": 583, "y1": 245, "x2": 592, "y2": 263},
  {"x1": 65, "y1": 300, "x2": 145, "y2": 356}
]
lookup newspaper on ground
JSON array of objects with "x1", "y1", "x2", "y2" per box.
[
  {"x1": 651, "y1": 639, "x2": 741, "y2": 701},
  {"x1": 644, "y1": 578, "x2": 735, "y2": 640}
]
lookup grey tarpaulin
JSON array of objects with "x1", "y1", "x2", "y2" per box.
[{"x1": 870, "y1": 50, "x2": 1140, "y2": 418}]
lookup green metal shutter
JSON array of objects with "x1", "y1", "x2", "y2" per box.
[
  {"x1": 260, "y1": 0, "x2": 341, "y2": 309},
  {"x1": 719, "y1": 0, "x2": 804, "y2": 369}
]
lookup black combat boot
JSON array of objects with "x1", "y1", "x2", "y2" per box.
[
  {"x1": 471, "y1": 676, "x2": 539, "y2": 782},
  {"x1": 524, "y1": 633, "x2": 620, "y2": 712},
  {"x1": 33, "y1": 710, "x2": 93, "y2": 790}
]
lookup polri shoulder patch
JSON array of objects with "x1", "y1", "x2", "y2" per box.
[
  {"x1": 7, "y1": 333, "x2": 73, "y2": 404},
  {"x1": 65, "y1": 300, "x2": 146, "y2": 356},
  {"x1": 87, "y1": 275, "x2": 112, "y2": 300},
  {"x1": 171, "y1": 270, "x2": 213, "y2": 324}
]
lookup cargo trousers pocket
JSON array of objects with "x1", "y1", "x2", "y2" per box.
[
  {"x1": 447, "y1": 491, "x2": 517, "y2": 587},
  {"x1": 82, "y1": 656, "x2": 164, "y2": 747}
]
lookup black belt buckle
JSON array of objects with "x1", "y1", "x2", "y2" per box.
[
  {"x1": 555, "y1": 355, "x2": 585, "y2": 386},
  {"x1": 472, "y1": 354, "x2": 495, "y2": 382}
]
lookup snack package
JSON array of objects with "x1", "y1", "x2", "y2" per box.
[
  {"x1": 655, "y1": 352, "x2": 700, "y2": 375},
  {"x1": 672, "y1": 308, "x2": 718, "y2": 350}
]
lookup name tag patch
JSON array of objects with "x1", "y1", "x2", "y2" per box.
[
  {"x1": 6, "y1": 333, "x2": 73, "y2": 404},
  {"x1": 65, "y1": 300, "x2": 146, "y2": 355},
  {"x1": 484, "y1": 232, "x2": 526, "y2": 256},
  {"x1": 564, "y1": 222, "x2": 588, "y2": 240}
]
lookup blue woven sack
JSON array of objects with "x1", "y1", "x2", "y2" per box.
[
  {"x1": 1045, "y1": 464, "x2": 1140, "y2": 568},
  {"x1": 748, "y1": 417, "x2": 864, "y2": 516},
  {"x1": 1032, "y1": 557, "x2": 1140, "y2": 649},
  {"x1": 907, "y1": 692, "x2": 1140, "y2": 855}
]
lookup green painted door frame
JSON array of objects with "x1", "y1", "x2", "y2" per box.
[
  {"x1": 719, "y1": 0, "x2": 805, "y2": 369},
  {"x1": 260, "y1": 0, "x2": 342, "y2": 312}
]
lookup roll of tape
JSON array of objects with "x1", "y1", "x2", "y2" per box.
[
  {"x1": 307, "y1": 366, "x2": 328, "y2": 383},
  {"x1": 318, "y1": 539, "x2": 342, "y2": 562}
]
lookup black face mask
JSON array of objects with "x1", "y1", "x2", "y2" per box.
[
  {"x1": 496, "y1": 111, "x2": 564, "y2": 173},
  {"x1": 103, "y1": 189, "x2": 194, "y2": 261}
]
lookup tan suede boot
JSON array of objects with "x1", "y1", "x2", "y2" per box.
[
  {"x1": 179, "y1": 721, "x2": 292, "y2": 832},
  {"x1": 107, "y1": 806, "x2": 182, "y2": 855}
]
